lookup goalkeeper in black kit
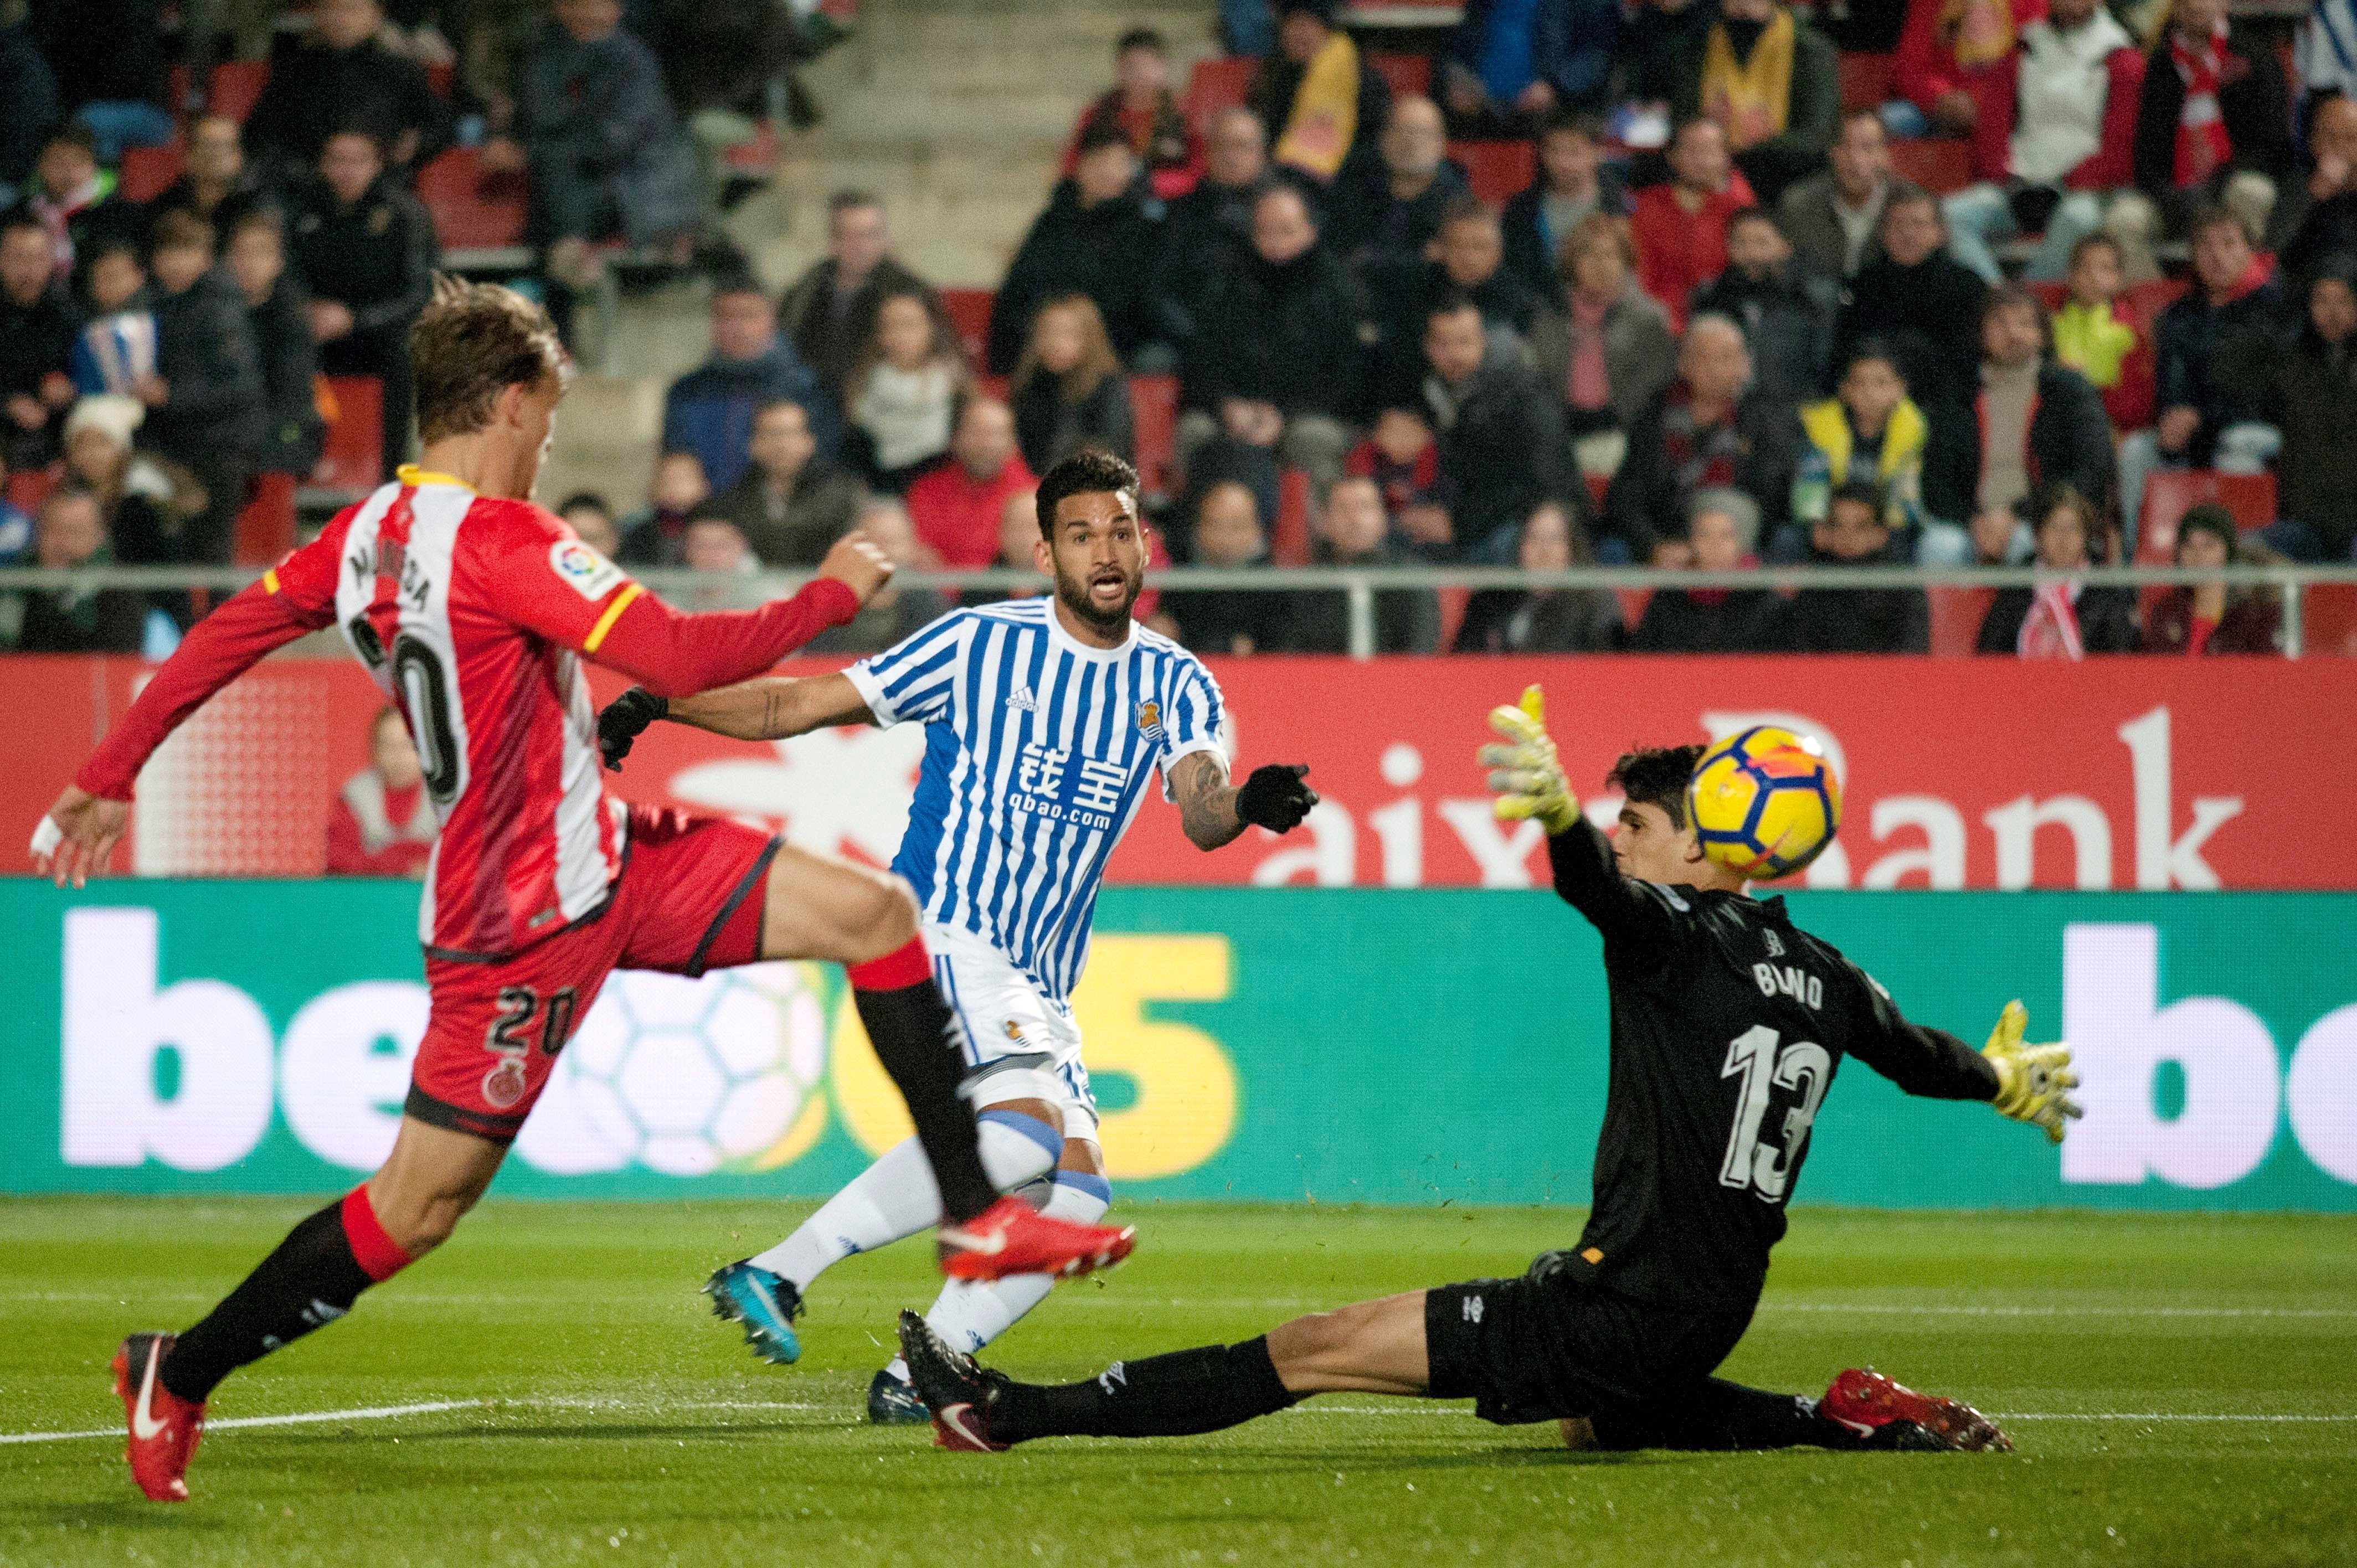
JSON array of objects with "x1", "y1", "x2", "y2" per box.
[{"x1": 899, "y1": 687, "x2": 2082, "y2": 1457}]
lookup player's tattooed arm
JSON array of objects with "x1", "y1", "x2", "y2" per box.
[
  {"x1": 601, "y1": 675, "x2": 876, "y2": 769},
  {"x1": 1171, "y1": 751, "x2": 1318, "y2": 851},
  {"x1": 672, "y1": 674, "x2": 877, "y2": 740}
]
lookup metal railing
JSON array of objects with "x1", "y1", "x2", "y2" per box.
[{"x1": 6, "y1": 561, "x2": 2356, "y2": 659}]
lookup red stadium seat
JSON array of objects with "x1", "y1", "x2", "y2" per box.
[
  {"x1": 208, "y1": 60, "x2": 270, "y2": 123},
  {"x1": 315, "y1": 376, "x2": 385, "y2": 493},
  {"x1": 976, "y1": 373, "x2": 1011, "y2": 401},
  {"x1": 2302, "y1": 586, "x2": 2357, "y2": 657},
  {"x1": 1437, "y1": 585, "x2": 1470, "y2": 649},
  {"x1": 721, "y1": 119, "x2": 781, "y2": 176},
  {"x1": 1449, "y1": 140, "x2": 1536, "y2": 205},
  {"x1": 234, "y1": 471, "x2": 297, "y2": 565},
  {"x1": 415, "y1": 148, "x2": 529, "y2": 251},
  {"x1": 1272, "y1": 467, "x2": 1311, "y2": 566},
  {"x1": 1129, "y1": 372, "x2": 1178, "y2": 498},
  {"x1": 2137, "y1": 470, "x2": 2278, "y2": 563},
  {"x1": 2024, "y1": 280, "x2": 2067, "y2": 313},
  {"x1": 1615, "y1": 587, "x2": 1653, "y2": 630},
  {"x1": 1368, "y1": 51, "x2": 1432, "y2": 100},
  {"x1": 1836, "y1": 51, "x2": 1893, "y2": 111},
  {"x1": 1887, "y1": 137, "x2": 1971, "y2": 193},
  {"x1": 1185, "y1": 56, "x2": 1258, "y2": 130},
  {"x1": 120, "y1": 143, "x2": 185, "y2": 202},
  {"x1": 424, "y1": 60, "x2": 454, "y2": 99},
  {"x1": 1927, "y1": 586, "x2": 1995, "y2": 655},
  {"x1": 5, "y1": 462, "x2": 60, "y2": 518},
  {"x1": 941, "y1": 289, "x2": 993, "y2": 372},
  {"x1": 2123, "y1": 276, "x2": 2190, "y2": 323}
]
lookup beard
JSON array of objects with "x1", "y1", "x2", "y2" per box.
[{"x1": 1053, "y1": 559, "x2": 1143, "y2": 636}]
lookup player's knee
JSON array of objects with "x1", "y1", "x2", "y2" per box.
[
  {"x1": 977, "y1": 1106, "x2": 1063, "y2": 1194},
  {"x1": 369, "y1": 1179, "x2": 482, "y2": 1256},
  {"x1": 837, "y1": 871, "x2": 920, "y2": 963},
  {"x1": 1268, "y1": 1304, "x2": 1358, "y2": 1371}
]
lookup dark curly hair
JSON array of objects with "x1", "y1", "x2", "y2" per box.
[
  {"x1": 1608, "y1": 744, "x2": 1708, "y2": 831},
  {"x1": 1034, "y1": 448, "x2": 1141, "y2": 539}
]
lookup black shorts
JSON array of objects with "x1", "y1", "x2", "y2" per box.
[{"x1": 1424, "y1": 1251, "x2": 1755, "y2": 1426}]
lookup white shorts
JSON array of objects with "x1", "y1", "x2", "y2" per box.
[{"x1": 925, "y1": 922, "x2": 1098, "y2": 1145}]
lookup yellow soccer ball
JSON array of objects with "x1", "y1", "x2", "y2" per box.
[{"x1": 1687, "y1": 726, "x2": 1843, "y2": 880}]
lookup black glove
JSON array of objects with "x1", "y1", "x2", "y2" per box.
[
  {"x1": 599, "y1": 687, "x2": 668, "y2": 772},
  {"x1": 1236, "y1": 762, "x2": 1317, "y2": 833}
]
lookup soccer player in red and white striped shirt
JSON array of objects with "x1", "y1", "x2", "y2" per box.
[{"x1": 32, "y1": 278, "x2": 1133, "y2": 1504}]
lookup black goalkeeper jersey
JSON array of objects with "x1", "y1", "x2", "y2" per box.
[{"x1": 1547, "y1": 821, "x2": 1998, "y2": 1312}]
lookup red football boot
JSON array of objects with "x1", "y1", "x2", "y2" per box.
[
  {"x1": 937, "y1": 1195, "x2": 1134, "y2": 1282},
  {"x1": 1820, "y1": 1367, "x2": 2012, "y2": 1452},
  {"x1": 112, "y1": 1332, "x2": 205, "y2": 1501}
]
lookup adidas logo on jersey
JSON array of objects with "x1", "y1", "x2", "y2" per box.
[{"x1": 1007, "y1": 685, "x2": 1039, "y2": 713}]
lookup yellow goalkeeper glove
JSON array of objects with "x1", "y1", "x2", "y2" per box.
[
  {"x1": 1479, "y1": 685, "x2": 1579, "y2": 836},
  {"x1": 1980, "y1": 1000, "x2": 2081, "y2": 1144}
]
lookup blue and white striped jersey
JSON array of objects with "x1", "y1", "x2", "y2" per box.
[{"x1": 845, "y1": 599, "x2": 1227, "y2": 1000}]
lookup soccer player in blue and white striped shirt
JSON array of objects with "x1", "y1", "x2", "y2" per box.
[{"x1": 597, "y1": 450, "x2": 1319, "y2": 1421}]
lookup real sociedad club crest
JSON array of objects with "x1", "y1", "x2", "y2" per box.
[{"x1": 1136, "y1": 699, "x2": 1165, "y2": 743}]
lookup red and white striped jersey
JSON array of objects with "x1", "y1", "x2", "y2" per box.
[
  {"x1": 290, "y1": 471, "x2": 632, "y2": 955},
  {"x1": 76, "y1": 466, "x2": 861, "y2": 957}
]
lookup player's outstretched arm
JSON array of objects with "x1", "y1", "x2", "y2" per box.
[
  {"x1": 1845, "y1": 978, "x2": 2081, "y2": 1139},
  {"x1": 32, "y1": 543, "x2": 343, "y2": 887},
  {"x1": 563, "y1": 532, "x2": 892, "y2": 700},
  {"x1": 598, "y1": 674, "x2": 877, "y2": 769},
  {"x1": 1979, "y1": 999, "x2": 2083, "y2": 1143},
  {"x1": 1169, "y1": 751, "x2": 1317, "y2": 851},
  {"x1": 1480, "y1": 685, "x2": 1678, "y2": 956}
]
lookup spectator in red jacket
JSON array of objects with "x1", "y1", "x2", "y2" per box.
[
  {"x1": 1939, "y1": 0, "x2": 2145, "y2": 282},
  {"x1": 326, "y1": 705, "x2": 435, "y2": 878},
  {"x1": 1632, "y1": 117, "x2": 1757, "y2": 328},
  {"x1": 905, "y1": 398, "x2": 1038, "y2": 568},
  {"x1": 1059, "y1": 28, "x2": 1205, "y2": 202},
  {"x1": 1892, "y1": 0, "x2": 2045, "y2": 176}
]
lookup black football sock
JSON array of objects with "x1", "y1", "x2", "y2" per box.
[
  {"x1": 991, "y1": 1337, "x2": 1300, "y2": 1442},
  {"x1": 848, "y1": 941, "x2": 996, "y2": 1224},
  {"x1": 1589, "y1": 1377, "x2": 1854, "y2": 1452},
  {"x1": 161, "y1": 1189, "x2": 412, "y2": 1405}
]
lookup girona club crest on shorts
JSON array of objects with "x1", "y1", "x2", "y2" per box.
[{"x1": 482, "y1": 1056, "x2": 530, "y2": 1110}]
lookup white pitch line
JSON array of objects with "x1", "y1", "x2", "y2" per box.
[
  {"x1": 1288, "y1": 1406, "x2": 2357, "y2": 1422},
  {"x1": 1757, "y1": 1302, "x2": 2357, "y2": 1321},
  {"x1": 0, "y1": 1400, "x2": 487, "y2": 1446},
  {"x1": 7, "y1": 1398, "x2": 2349, "y2": 1445}
]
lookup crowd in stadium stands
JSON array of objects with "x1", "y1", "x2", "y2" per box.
[{"x1": 3, "y1": 0, "x2": 2354, "y2": 661}]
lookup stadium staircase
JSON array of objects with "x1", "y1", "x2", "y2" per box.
[{"x1": 538, "y1": 0, "x2": 1218, "y2": 518}]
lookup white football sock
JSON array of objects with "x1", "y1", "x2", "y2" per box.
[
  {"x1": 885, "y1": 1171, "x2": 1112, "y2": 1380},
  {"x1": 750, "y1": 1115, "x2": 1061, "y2": 1291}
]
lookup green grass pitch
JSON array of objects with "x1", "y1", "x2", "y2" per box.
[{"x1": 3, "y1": 1199, "x2": 2353, "y2": 1567}]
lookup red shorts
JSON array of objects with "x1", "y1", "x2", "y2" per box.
[{"x1": 404, "y1": 805, "x2": 780, "y2": 1143}]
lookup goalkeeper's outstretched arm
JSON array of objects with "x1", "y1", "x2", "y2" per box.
[
  {"x1": 1480, "y1": 685, "x2": 1679, "y2": 957},
  {"x1": 1846, "y1": 980, "x2": 2082, "y2": 1143}
]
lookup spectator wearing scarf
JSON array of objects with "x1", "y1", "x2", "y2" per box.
[
  {"x1": 2139, "y1": 503, "x2": 2282, "y2": 653},
  {"x1": 1249, "y1": 0, "x2": 1391, "y2": 184},
  {"x1": 1978, "y1": 483, "x2": 2139, "y2": 655},
  {"x1": 1670, "y1": 0, "x2": 1841, "y2": 203},
  {"x1": 2132, "y1": 0, "x2": 2291, "y2": 234},
  {"x1": 1604, "y1": 314, "x2": 1801, "y2": 563},
  {"x1": 1061, "y1": 29, "x2": 1205, "y2": 202}
]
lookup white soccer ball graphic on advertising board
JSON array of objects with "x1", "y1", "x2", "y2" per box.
[{"x1": 516, "y1": 963, "x2": 828, "y2": 1177}]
